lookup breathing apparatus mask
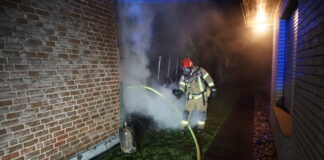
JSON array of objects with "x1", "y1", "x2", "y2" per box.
[{"x1": 183, "y1": 67, "x2": 193, "y2": 77}]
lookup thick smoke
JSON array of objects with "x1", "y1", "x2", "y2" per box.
[
  {"x1": 119, "y1": 3, "x2": 152, "y2": 85},
  {"x1": 117, "y1": 0, "x2": 252, "y2": 129},
  {"x1": 118, "y1": 1, "x2": 185, "y2": 129}
]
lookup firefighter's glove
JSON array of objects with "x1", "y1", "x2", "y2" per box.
[
  {"x1": 210, "y1": 87, "x2": 217, "y2": 99},
  {"x1": 172, "y1": 89, "x2": 183, "y2": 99}
]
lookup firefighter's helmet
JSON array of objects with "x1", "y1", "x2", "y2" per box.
[
  {"x1": 181, "y1": 58, "x2": 193, "y2": 68},
  {"x1": 181, "y1": 58, "x2": 193, "y2": 76}
]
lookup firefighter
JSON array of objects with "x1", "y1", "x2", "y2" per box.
[{"x1": 173, "y1": 58, "x2": 217, "y2": 133}]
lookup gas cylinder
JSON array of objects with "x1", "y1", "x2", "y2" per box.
[{"x1": 119, "y1": 122, "x2": 136, "y2": 153}]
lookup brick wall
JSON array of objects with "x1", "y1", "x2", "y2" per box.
[
  {"x1": 0, "y1": 0, "x2": 120, "y2": 159},
  {"x1": 270, "y1": 1, "x2": 324, "y2": 160}
]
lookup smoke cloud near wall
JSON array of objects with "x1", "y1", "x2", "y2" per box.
[
  {"x1": 117, "y1": 0, "x2": 269, "y2": 129},
  {"x1": 117, "y1": 0, "x2": 227, "y2": 129},
  {"x1": 117, "y1": 1, "x2": 186, "y2": 129}
]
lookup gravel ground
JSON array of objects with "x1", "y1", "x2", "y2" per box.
[{"x1": 253, "y1": 104, "x2": 278, "y2": 160}]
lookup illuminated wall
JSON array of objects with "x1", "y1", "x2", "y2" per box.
[
  {"x1": 270, "y1": 1, "x2": 324, "y2": 160},
  {"x1": 275, "y1": 20, "x2": 286, "y2": 106}
]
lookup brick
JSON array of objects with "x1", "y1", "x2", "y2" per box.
[
  {"x1": 0, "y1": 134, "x2": 13, "y2": 143},
  {"x1": 57, "y1": 134, "x2": 68, "y2": 141},
  {"x1": 20, "y1": 115, "x2": 36, "y2": 122},
  {"x1": 4, "y1": 78, "x2": 23, "y2": 85},
  {"x1": 14, "y1": 65, "x2": 29, "y2": 70},
  {"x1": 68, "y1": 39, "x2": 80, "y2": 44},
  {"x1": 54, "y1": 140, "x2": 66, "y2": 148},
  {"x1": 27, "y1": 39, "x2": 42, "y2": 45},
  {"x1": 3, "y1": 50, "x2": 19, "y2": 57},
  {"x1": 57, "y1": 26, "x2": 66, "y2": 31},
  {"x1": 58, "y1": 54, "x2": 68, "y2": 59},
  {"x1": 19, "y1": 5, "x2": 34, "y2": 13},
  {"x1": 45, "y1": 29, "x2": 54, "y2": 35},
  {"x1": 36, "y1": 9, "x2": 49, "y2": 16},
  {"x1": 0, "y1": 142, "x2": 8, "y2": 149},
  {"x1": 0, "y1": 92, "x2": 16, "y2": 99},
  {"x1": 31, "y1": 101, "x2": 42, "y2": 108},
  {"x1": 20, "y1": 145, "x2": 36, "y2": 155},
  {"x1": 7, "y1": 139, "x2": 16, "y2": 146},
  {"x1": 0, "y1": 58, "x2": 7, "y2": 64},
  {"x1": 14, "y1": 98, "x2": 30, "y2": 105},
  {"x1": 9, "y1": 124, "x2": 24, "y2": 132},
  {"x1": 28, "y1": 71, "x2": 39, "y2": 76},
  {"x1": 54, "y1": 130, "x2": 65, "y2": 137},
  {"x1": 37, "y1": 133, "x2": 49, "y2": 142},
  {"x1": 46, "y1": 41, "x2": 55, "y2": 47},
  {"x1": 30, "y1": 125, "x2": 44, "y2": 133},
  {"x1": 36, "y1": 52, "x2": 49, "y2": 58},
  {"x1": 13, "y1": 157, "x2": 25, "y2": 160},
  {"x1": 46, "y1": 122, "x2": 58, "y2": 128},
  {"x1": 6, "y1": 112, "x2": 21, "y2": 119},
  {"x1": 49, "y1": 126, "x2": 60, "y2": 133},
  {"x1": 25, "y1": 150, "x2": 40, "y2": 159},
  {"x1": 19, "y1": 134, "x2": 34, "y2": 143},
  {"x1": 44, "y1": 138, "x2": 56, "y2": 147},
  {"x1": 72, "y1": 70, "x2": 79, "y2": 74},
  {"x1": 45, "y1": 148, "x2": 58, "y2": 157},
  {"x1": 0, "y1": 100, "x2": 13, "y2": 107},
  {"x1": 50, "y1": 152, "x2": 63, "y2": 159},
  {"x1": 0, "y1": 72, "x2": 9, "y2": 79},
  {"x1": 15, "y1": 18, "x2": 28, "y2": 24},
  {"x1": 6, "y1": 144, "x2": 22, "y2": 154},
  {"x1": 34, "y1": 154, "x2": 45, "y2": 160},
  {"x1": 41, "y1": 144, "x2": 53, "y2": 153},
  {"x1": 8, "y1": 58, "x2": 22, "y2": 63},
  {"x1": 49, "y1": 36, "x2": 58, "y2": 41},
  {"x1": 0, "y1": 129, "x2": 6, "y2": 136},
  {"x1": 37, "y1": 112, "x2": 51, "y2": 119},
  {"x1": 58, "y1": 143, "x2": 69, "y2": 151},
  {"x1": 41, "y1": 47, "x2": 53, "y2": 52},
  {"x1": 10, "y1": 71, "x2": 27, "y2": 78},
  {"x1": 70, "y1": 91, "x2": 80, "y2": 95},
  {"x1": 12, "y1": 84, "x2": 29, "y2": 91},
  {"x1": 9, "y1": 104, "x2": 26, "y2": 112},
  {"x1": 25, "y1": 120, "x2": 40, "y2": 127},
  {"x1": 41, "y1": 116, "x2": 54, "y2": 124},
  {"x1": 23, "y1": 139, "x2": 38, "y2": 148},
  {"x1": 2, "y1": 151, "x2": 19, "y2": 160},
  {"x1": 0, "y1": 115, "x2": 5, "y2": 121},
  {"x1": 54, "y1": 114, "x2": 65, "y2": 120},
  {"x1": 35, "y1": 129, "x2": 48, "y2": 137},
  {"x1": 27, "y1": 14, "x2": 39, "y2": 20},
  {"x1": 0, "y1": 1, "x2": 18, "y2": 9}
]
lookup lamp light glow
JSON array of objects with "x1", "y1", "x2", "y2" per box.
[{"x1": 240, "y1": 0, "x2": 278, "y2": 29}]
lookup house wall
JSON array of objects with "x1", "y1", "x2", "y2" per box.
[
  {"x1": 0, "y1": 0, "x2": 120, "y2": 159},
  {"x1": 270, "y1": 0, "x2": 324, "y2": 159}
]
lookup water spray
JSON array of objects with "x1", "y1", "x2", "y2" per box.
[{"x1": 121, "y1": 84, "x2": 201, "y2": 160}]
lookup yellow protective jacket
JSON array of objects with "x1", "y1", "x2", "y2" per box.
[{"x1": 179, "y1": 66, "x2": 215, "y2": 99}]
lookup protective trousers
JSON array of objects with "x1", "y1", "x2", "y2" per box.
[{"x1": 181, "y1": 93, "x2": 208, "y2": 130}]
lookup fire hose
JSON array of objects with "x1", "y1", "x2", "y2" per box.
[{"x1": 124, "y1": 85, "x2": 201, "y2": 160}]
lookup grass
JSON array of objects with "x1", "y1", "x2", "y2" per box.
[{"x1": 95, "y1": 89, "x2": 239, "y2": 160}]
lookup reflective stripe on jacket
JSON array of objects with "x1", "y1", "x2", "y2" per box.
[{"x1": 178, "y1": 67, "x2": 215, "y2": 96}]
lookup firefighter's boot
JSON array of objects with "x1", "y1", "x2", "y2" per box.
[
  {"x1": 197, "y1": 120, "x2": 205, "y2": 133},
  {"x1": 181, "y1": 120, "x2": 189, "y2": 134},
  {"x1": 181, "y1": 110, "x2": 190, "y2": 134}
]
